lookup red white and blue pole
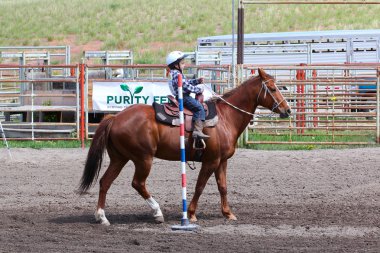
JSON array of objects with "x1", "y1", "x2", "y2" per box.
[
  {"x1": 178, "y1": 73, "x2": 188, "y2": 225},
  {"x1": 172, "y1": 73, "x2": 198, "y2": 231}
]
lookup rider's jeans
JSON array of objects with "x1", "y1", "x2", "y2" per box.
[{"x1": 182, "y1": 95, "x2": 205, "y2": 121}]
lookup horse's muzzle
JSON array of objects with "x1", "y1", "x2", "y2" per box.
[{"x1": 280, "y1": 109, "x2": 292, "y2": 118}]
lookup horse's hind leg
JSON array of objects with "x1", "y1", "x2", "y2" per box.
[
  {"x1": 95, "y1": 159, "x2": 127, "y2": 226},
  {"x1": 131, "y1": 157, "x2": 164, "y2": 223}
]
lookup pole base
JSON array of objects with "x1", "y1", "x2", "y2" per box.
[
  {"x1": 171, "y1": 223, "x2": 199, "y2": 231},
  {"x1": 171, "y1": 218, "x2": 199, "y2": 231}
]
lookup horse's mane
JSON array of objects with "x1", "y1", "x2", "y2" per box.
[{"x1": 211, "y1": 75, "x2": 260, "y2": 103}]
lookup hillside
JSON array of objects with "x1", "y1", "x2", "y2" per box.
[{"x1": 1, "y1": 0, "x2": 379, "y2": 63}]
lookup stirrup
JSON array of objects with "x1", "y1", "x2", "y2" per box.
[
  {"x1": 193, "y1": 138, "x2": 206, "y2": 150},
  {"x1": 192, "y1": 132, "x2": 210, "y2": 140}
]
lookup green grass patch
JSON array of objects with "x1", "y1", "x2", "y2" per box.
[
  {"x1": 4, "y1": 140, "x2": 91, "y2": 149},
  {"x1": 244, "y1": 130, "x2": 378, "y2": 150}
]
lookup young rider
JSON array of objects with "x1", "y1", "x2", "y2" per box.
[{"x1": 166, "y1": 51, "x2": 209, "y2": 140}]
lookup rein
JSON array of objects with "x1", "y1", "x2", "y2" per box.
[
  {"x1": 215, "y1": 94, "x2": 256, "y2": 116},
  {"x1": 208, "y1": 79, "x2": 284, "y2": 116}
]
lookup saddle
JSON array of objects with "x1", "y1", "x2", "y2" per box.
[
  {"x1": 164, "y1": 95, "x2": 209, "y2": 118},
  {"x1": 153, "y1": 95, "x2": 218, "y2": 132}
]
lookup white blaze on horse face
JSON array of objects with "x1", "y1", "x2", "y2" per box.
[
  {"x1": 264, "y1": 79, "x2": 289, "y2": 114},
  {"x1": 146, "y1": 197, "x2": 163, "y2": 218},
  {"x1": 95, "y1": 208, "x2": 110, "y2": 226}
]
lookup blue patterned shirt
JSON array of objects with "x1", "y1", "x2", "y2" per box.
[{"x1": 169, "y1": 69, "x2": 202, "y2": 97}]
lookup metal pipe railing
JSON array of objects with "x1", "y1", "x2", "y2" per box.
[
  {"x1": 0, "y1": 64, "x2": 80, "y2": 141},
  {"x1": 1, "y1": 63, "x2": 378, "y2": 145},
  {"x1": 242, "y1": 64, "x2": 380, "y2": 145}
]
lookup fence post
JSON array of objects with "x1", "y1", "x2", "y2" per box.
[
  {"x1": 377, "y1": 68, "x2": 380, "y2": 143},
  {"x1": 296, "y1": 69, "x2": 304, "y2": 134},
  {"x1": 301, "y1": 68, "x2": 306, "y2": 134},
  {"x1": 70, "y1": 67, "x2": 76, "y2": 77},
  {"x1": 237, "y1": 64, "x2": 246, "y2": 146},
  {"x1": 79, "y1": 63, "x2": 85, "y2": 149},
  {"x1": 312, "y1": 70, "x2": 318, "y2": 128}
]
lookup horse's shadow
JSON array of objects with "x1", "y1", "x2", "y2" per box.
[
  {"x1": 49, "y1": 214, "x2": 95, "y2": 224},
  {"x1": 49, "y1": 210, "x2": 223, "y2": 225},
  {"x1": 49, "y1": 213, "x2": 159, "y2": 225}
]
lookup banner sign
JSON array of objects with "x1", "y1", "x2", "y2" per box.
[{"x1": 92, "y1": 81, "x2": 213, "y2": 111}]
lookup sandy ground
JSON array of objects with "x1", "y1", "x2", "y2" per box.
[{"x1": 1, "y1": 147, "x2": 380, "y2": 252}]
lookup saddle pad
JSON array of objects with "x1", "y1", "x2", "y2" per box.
[
  {"x1": 204, "y1": 100, "x2": 217, "y2": 121},
  {"x1": 153, "y1": 102, "x2": 177, "y2": 126},
  {"x1": 153, "y1": 101, "x2": 218, "y2": 130}
]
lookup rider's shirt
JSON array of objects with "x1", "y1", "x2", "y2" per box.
[{"x1": 168, "y1": 69, "x2": 202, "y2": 97}]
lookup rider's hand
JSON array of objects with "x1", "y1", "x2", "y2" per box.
[
  {"x1": 197, "y1": 77, "x2": 204, "y2": 84},
  {"x1": 197, "y1": 85, "x2": 204, "y2": 94}
]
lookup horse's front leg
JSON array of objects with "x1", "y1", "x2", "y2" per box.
[
  {"x1": 215, "y1": 159, "x2": 236, "y2": 220},
  {"x1": 188, "y1": 162, "x2": 216, "y2": 222}
]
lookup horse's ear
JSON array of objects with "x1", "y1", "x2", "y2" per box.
[{"x1": 258, "y1": 68, "x2": 267, "y2": 79}]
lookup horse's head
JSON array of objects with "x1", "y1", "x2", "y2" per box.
[{"x1": 257, "y1": 68, "x2": 291, "y2": 118}]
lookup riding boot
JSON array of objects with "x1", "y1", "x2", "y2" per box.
[{"x1": 192, "y1": 120, "x2": 210, "y2": 140}]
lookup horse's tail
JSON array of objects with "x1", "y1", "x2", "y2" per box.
[{"x1": 78, "y1": 114, "x2": 115, "y2": 194}]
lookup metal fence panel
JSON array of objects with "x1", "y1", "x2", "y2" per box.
[
  {"x1": 243, "y1": 65, "x2": 379, "y2": 146},
  {"x1": 0, "y1": 65, "x2": 79, "y2": 140}
]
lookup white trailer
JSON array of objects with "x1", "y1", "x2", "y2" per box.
[{"x1": 197, "y1": 29, "x2": 380, "y2": 65}]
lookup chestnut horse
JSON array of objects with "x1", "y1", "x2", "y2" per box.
[{"x1": 78, "y1": 68, "x2": 291, "y2": 225}]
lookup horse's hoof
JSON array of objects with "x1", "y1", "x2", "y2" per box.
[
  {"x1": 100, "y1": 220, "x2": 111, "y2": 226},
  {"x1": 95, "y1": 209, "x2": 111, "y2": 226},
  {"x1": 189, "y1": 215, "x2": 197, "y2": 222},
  {"x1": 226, "y1": 214, "x2": 237, "y2": 221},
  {"x1": 95, "y1": 216, "x2": 111, "y2": 226},
  {"x1": 154, "y1": 216, "x2": 165, "y2": 224}
]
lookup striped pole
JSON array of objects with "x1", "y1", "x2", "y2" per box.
[
  {"x1": 172, "y1": 73, "x2": 198, "y2": 231},
  {"x1": 178, "y1": 73, "x2": 189, "y2": 226}
]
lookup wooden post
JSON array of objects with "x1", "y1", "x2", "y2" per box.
[
  {"x1": 79, "y1": 63, "x2": 85, "y2": 149},
  {"x1": 237, "y1": 0, "x2": 244, "y2": 65}
]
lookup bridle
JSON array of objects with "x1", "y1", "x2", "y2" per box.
[{"x1": 258, "y1": 79, "x2": 286, "y2": 113}]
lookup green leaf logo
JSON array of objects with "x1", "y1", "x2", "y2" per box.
[
  {"x1": 134, "y1": 86, "x2": 143, "y2": 94},
  {"x1": 120, "y1": 84, "x2": 130, "y2": 92},
  {"x1": 119, "y1": 84, "x2": 144, "y2": 104}
]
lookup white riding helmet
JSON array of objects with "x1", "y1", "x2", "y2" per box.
[{"x1": 166, "y1": 51, "x2": 186, "y2": 66}]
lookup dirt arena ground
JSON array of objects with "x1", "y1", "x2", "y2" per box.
[{"x1": 1, "y1": 147, "x2": 380, "y2": 252}]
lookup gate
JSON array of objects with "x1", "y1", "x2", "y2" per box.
[{"x1": 0, "y1": 64, "x2": 80, "y2": 140}]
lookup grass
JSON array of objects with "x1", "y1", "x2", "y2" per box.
[
  {"x1": 0, "y1": 0, "x2": 380, "y2": 63},
  {"x1": 244, "y1": 129, "x2": 378, "y2": 150},
  {"x1": 4, "y1": 140, "x2": 90, "y2": 149},
  {"x1": 244, "y1": 143, "x2": 378, "y2": 151}
]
